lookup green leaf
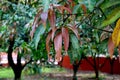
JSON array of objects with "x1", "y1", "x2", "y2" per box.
[
  {"x1": 33, "y1": 25, "x2": 45, "y2": 49},
  {"x1": 42, "y1": 0, "x2": 50, "y2": 12},
  {"x1": 70, "y1": 34, "x2": 79, "y2": 50},
  {"x1": 101, "y1": 7, "x2": 120, "y2": 27},
  {"x1": 72, "y1": 4, "x2": 80, "y2": 14},
  {"x1": 69, "y1": 34, "x2": 81, "y2": 63},
  {"x1": 93, "y1": 30, "x2": 99, "y2": 43},
  {"x1": 100, "y1": 0, "x2": 120, "y2": 11}
]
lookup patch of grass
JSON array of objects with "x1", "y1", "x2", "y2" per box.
[
  {"x1": 41, "y1": 67, "x2": 66, "y2": 73},
  {"x1": 0, "y1": 67, "x2": 14, "y2": 78},
  {"x1": 0, "y1": 66, "x2": 66, "y2": 79}
]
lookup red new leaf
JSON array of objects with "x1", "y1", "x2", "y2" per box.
[
  {"x1": 48, "y1": 8, "x2": 56, "y2": 28},
  {"x1": 108, "y1": 36, "x2": 115, "y2": 59},
  {"x1": 62, "y1": 27, "x2": 69, "y2": 53},
  {"x1": 68, "y1": 0, "x2": 73, "y2": 2},
  {"x1": 54, "y1": 32, "x2": 62, "y2": 62},
  {"x1": 55, "y1": 5, "x2": 72, "y2": 14},
  {"x1": 41, "y1": 12, "x2": 48, "y2": 27},
  {"x1": 81, "y1": 4, "x2": 87, "y2": 14},
  {"x1": 46, "y1": 30, "x2": 52, "y2": 54},
  {"x1": 118, "y1": 45, "x2": 120, "y2": 62},
  {"x1": 30, "y1": 10, "x2": 42, "y2": 39},
  {"x1": 68, "y1": 25, "x2": 80, "y2": 39},
  {"x1": 51, "y1": 27, "x2": 57, "y2": 41}
]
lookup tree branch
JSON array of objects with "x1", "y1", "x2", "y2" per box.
[
  {"x1": 22, "y1": 57, "x2": 33, "y2": 69},
  {"x1": 85, "y1": 22, "x2": 112, "y2": 33}
]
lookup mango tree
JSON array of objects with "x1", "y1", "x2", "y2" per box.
[
  {"x1": 29, "y1": 0, "x2": 98, "y2": 80},
  {"x1": 82, "y1": 0, "x2": 120, "y2": 78},
  {"x1": 0, "y1": 1, "x2": 38, "y2": 80}
]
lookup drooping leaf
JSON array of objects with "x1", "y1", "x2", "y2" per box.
[
  {"x1": 70, "y1": 34, "x2": 81, "y2": 61},
  {"x1": 108, "y1": 36, "x2": 115, "y2": 59},
  {"x1": 55, "y1": 5, "x2": 72, "y2": 14},
  {"x1": 51, "y1": 27, "x2": 57, "y2": 41},
  {"x1": 46, "y1": 30, "x2": 52, "y2": 54},
  {"x1": 68, "y1": 25, "x2": 80, "y2": 39},
  {"x1": 42, "y1": 0, "x2": 50, "y2": 12},
  {"x1": 70, "y1": 34, "x2": 79, "y2": 50},
  {"x1": 30, "y1": 10, "x2": 42, "y2": 39},
  {"x1": 54, "y1": 32, "x2": 62, "y2": 62},
  {"x1": 48, "y1": 8, "x2": 56, "y2": 28},
  {"x1": 62, "y1": 27, "x2": 69, "y2": 53},
  {"x1": 118, "y1": 45, "x2": 120, "y2": 62},
  {"x1": 81, "y1": 4, "x2": 87, "y2": 14},
  {"x1": 101, "y1": 7, "x2": 120, "y2": 27},
  {"x1": 40, "y1": 12, "x2": 48, "y2": 27},
  {"x1": 112, "y1": 18, "x2": 120, "y2": 46},
  {"x1": 33, "y1": 25, "x2": 45, "y2": 49}
]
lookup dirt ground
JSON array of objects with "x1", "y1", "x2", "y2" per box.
[
  {"x1": 1, "y1": 70, "x2": 120, "y2": 80},
  {"x1": 25, "y1": 71, "x2": 120, "y2": 80}
]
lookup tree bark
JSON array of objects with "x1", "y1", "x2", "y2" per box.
[
  {"x1": 109, "y1": 58, "x2": 115, "y2": 74},
  {"x1": 72, "y1": 60, "x2": 81, "y2": 80},
  {"x1": 93, "y1": 55, "x2": 99, "y2": 79},
  {"x1": 7, "y1": 35, "x2": 32, "y2": 80},
  {"x1": 7, "y1": 36, "x2": 22, "y2": 80},
  {"x1": 73, "y1": 64, "x2": 78, "y2": 80}
]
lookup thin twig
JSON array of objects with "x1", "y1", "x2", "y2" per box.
[{"x1": 85, "y1": 22, "x2": 112, "y2": 33}]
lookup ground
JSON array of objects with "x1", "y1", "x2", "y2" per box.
[{"x1": 1, "y1": 69, "x2": 120, "y2": 80}]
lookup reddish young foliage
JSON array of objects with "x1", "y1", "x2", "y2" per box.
[
  {"x1": 118, "y1": 45, "x2": 120, "y2": 62},
  {"x1": 46, "y1": 31, "x2": 52, "y2": 54},
  {"x1": 108, "y1": 36, "x2": 115, "y2": 59},
  {"x1": 55, "y1": 5, "x2": 72, "y2": 14},
  {"x1": 81, "y1": 4, "x2": 87, "y2": 14},
  {"x1": 48, "y1": 8, "x2": 56, "y2": 28},
  {"x1": 68, "y1": 25, "x2": 80, "y2": 39},
  {"x1": 54, "y1": 32, "x2": 62, "y2": 62},
  {"x1": 41, "y1": 12, "x2": 48, "y2": 27},
  {"x1": 51, "y1": 27, "x2": 57, "y2": 41},
  {"x1": 62, "y1": 27, "x2": 69, "y2": 53}
]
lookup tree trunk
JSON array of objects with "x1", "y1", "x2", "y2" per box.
[
  {"x1": 73, "y1": 64, "x2": 78, "y2": 80},
  {"x1": 110, "y1": 58, "x2": 115, "y2": 74},
  {"x1": 94, "y1": 67, "x2": 99, "y2": 79},
  {"x1": 7, "y1": 35, "x2": 23, "y2": 80},
  {"x1": 72, "y1": 60, "x2": 81, "y2": 80},
  {"x1": 93, "y1": 55, "x2": 99, "y2": 79},
  {"x1": 7, "y1": 33, "x2": 33, "y2": 80},
  {"x1": 14, "y1": 68, "x2": 22, "y2": 80}
]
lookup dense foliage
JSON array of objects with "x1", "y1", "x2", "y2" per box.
[{"x1": 0, "y1": 0, "x2": 120, "y2": 80}]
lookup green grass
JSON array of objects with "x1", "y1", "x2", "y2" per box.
[
  {"x1": 41, "y1": 67, "x2": 66, "y2": 73},
  {"x1": 0, "y1": 66, "x2": 66, "y2": 78},
  {"x1": 0, "y1": 67, "x2": 14, "y2": 78}
]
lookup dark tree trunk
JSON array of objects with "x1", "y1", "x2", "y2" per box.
[
  {"x1": 14, "y1": 67, "x2": 22, "y2": 80},
  {"x1": 85, "y1": 55, "x2": 99, "y2": 79},
  {"x1": 72, "y1": 60, "x2": 81, "y2": 80},
  {"x1": 93, "y1": 55, "x2": 99, "y2": 79},
  {"x1": 94, "y1": 67, "x2": 99, "y2": 79},
  {"x1": 109, "y1": 58, "x2": 115, "y2": 74},
  {"x1": 73, "y1": 64, "x2": 78, "y2": 80},
  {"x1": 7, "y1": 35, "x2": 32, "y2": 80}
]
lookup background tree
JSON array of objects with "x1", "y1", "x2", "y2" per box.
[{"x1": 0, "y1": 0, "x2": 38, "y2": 80}]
